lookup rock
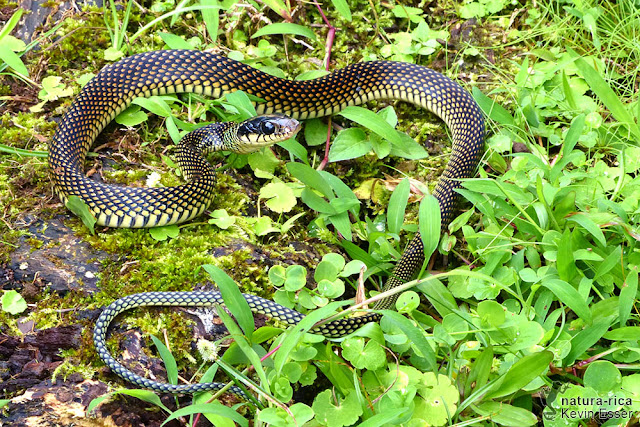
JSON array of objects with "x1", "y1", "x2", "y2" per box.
[
  {"x1": 9, "y1": 215, "x2": 110, "y2": 294},
  {"x1": 15, "y1": 0, "x2": 104, "y2": 43}
]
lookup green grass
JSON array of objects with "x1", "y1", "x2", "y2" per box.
[{"x1": 1, "y1": 0, "x2": 639, "y2": 426}]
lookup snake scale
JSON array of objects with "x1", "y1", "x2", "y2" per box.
[{"x1": 49, "y1": 50, "x2": 484, "y2": 394}]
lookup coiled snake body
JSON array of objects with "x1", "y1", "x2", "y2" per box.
[{"x1": 49, "y1": 50, "x2": 484, "y2": 394}]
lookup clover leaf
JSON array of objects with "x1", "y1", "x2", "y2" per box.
[
  {"x1": 259, "y1": 182, "x2": 297, "y2": 213},
  {"x1": 312, "y1": 389, "x2": 363, "y2": 427},
  {"x1": 342, "y1": 337, "x2": 386, "y2": 370}
]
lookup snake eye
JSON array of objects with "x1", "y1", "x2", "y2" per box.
[{"x1": 260, "y1": 121, "x2": 276, "y2": 135}]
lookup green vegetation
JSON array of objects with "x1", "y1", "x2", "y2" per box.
[{"x1": 1, "y1": 0, "x2": 639, "y2": 426}]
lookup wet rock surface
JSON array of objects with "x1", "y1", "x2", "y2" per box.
[
  {"x1": 9, "y1": 215, "x2": 110, "y2": 294},
  {"x1": 14, "y1": 0, "x2": 104, "y2": 43}
]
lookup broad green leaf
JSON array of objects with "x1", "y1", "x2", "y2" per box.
[
  {"x1": 274, "y1": 300, "x2": 346, "y2": 374},
  {"x1": 0, "y1": 44, "x2": 28, "y2": 76},
  {"x1": 561, "y1": 70, "x2": 578, "y2": 110},
  {"x1": 619, "y1": 269, "x2": 638, "y2": 327},
  {"x1": 115, "y1": 105, "x2": 148, "y2": 127},
  {"x1": 471, "y1": 87, "x2": 515, "y2": 126},
  {"x1": 269, "y1": 265, "x2": 287, "y2": 286},
  {"x1": 564, "y1": 319, "x2": 612, "y2": 365},
  {"x1": 202, "y1": 264, "x2": 254, "y2": 339},
  {"x1": 583, "y1": 361, "x2": 621, "y2": 393},
  {"x1": 208, "y1": 208, "x2": 236, "y2": 229},
  {"x1": 486, "y1": 351, "x2": 553, "y2": 398},
  {"x1": 252, "y1": 23, "x2": 317, "y2": 41},
  {"x1": 278, "y1": 138, "x2": 308, "y2": 163},
  {"x1": 562, "y1": 113, "x2": 585, "y2": 156},
  {"x1": 157, "y1": 32, "x2": 193, "y2": 49},
  {"x1": 465, "y1": 345, "x2": 493, "y2": 396},
  {"x1": 66, "y1": 195, "x2": 96, "y2": 235},
  {"x1": 330, "y1": 0, "x2": 351, "y2": 21},
  {"x1": 358, "y1": 408, "x2": 411, "y2": 427},
  {"x1": 2, "y1": 290, "x2": 27, "y2": 314},
  {"x1": 380, "y1": 310, "x2": 437, "y2": 372},
  {"x1": 295, "y1": 70, "x2": 331, "y2": 81},
  {"x1": 320, "y1": 171, "x2": 360, "y2": 209},
  {"x1": 224, "y1": 90, "x2": 256, "y2": 119},
  {"x1": 474, "y1": 402, "x2": 537, "y2": 426},
  {"x1": 0, "y1": 9, "x2": 24, "y2": 41},
  {"x1": 117, "y1": 389, "x2": 172, "y2": 412},
  {"x1": 287, "y1": 162, "x2": 334, "y2": 199},
  {"x1": 258, "y1": 403, "x2": 314, "y2": 426},
  {"x1": 387, "y1": 178, "x2": 410, "y2": 235},
  {"x1": 338, "y1": 106, "x2": 402, "y2": 145},
  {"x1": 328, "y1": 210, "x2": 352, "y2": 241},
  {"x1": 342, "y1": 337, "x2": 386, "y2": 370},
  {"x1": 284, "y1": 264, "x2": 307, "y2": 291},
  {"x1": 304, "y1": 118, "x2": 329, "y2": 146},
  {"x1": 87, "y1": 389, "x2": 171, "y2": 415},
  {"x1": 603, "y1": 326, "x2": 640, "y2": 341},
  {"x1": 301, "y1": 188, "x2": 335, "y2": 214},
  {"x1": 216, "y1": 308, "x2": 267, "y2": 391},
  {"x1": 259, "y1": 0, "x2": 290, "y2": 18},
  {"x1": 416, "y1": 278, "x2": 458, "y2": 317},
  {"x1": 541, "y1": 279, "x2": 591, "y2": 323},
  {"x1": 149, "y1": 335, "x2": 178, "y2": 385},
  {"x1": 556, "y1": 229, "x2": 577, "y2": 283},
  {"x1": 149, "y1": 224, "x2": 180, "y2": 241},
  {"x1": 419, "y1": 195, "x2": 441, "y2": 260},
  {"x1": 396, "y1": 291, "x2": 420, "y2": 313},
  {"x1": 86, "y1": 393, "x2": 112, "y2": 414},
  {"x1": 132, "y1": 96, "x2": 173, "y2": 117},
  {"x1": 328, "y1": 128, "x2": 371, "y2": 162},
  {"x1": 567, "y1": 214, "x2": 606, "y2": 247}
]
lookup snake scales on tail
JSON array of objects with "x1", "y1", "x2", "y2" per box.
[{"x1": 49, "y1": 50, "x2": 484, "y2": 394}]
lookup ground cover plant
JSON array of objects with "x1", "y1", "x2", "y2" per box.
[{"x1": 1, "y1": 0, "x2": 639, "y2": 426}]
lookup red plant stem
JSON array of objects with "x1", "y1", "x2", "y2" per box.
[{"x1": 313, "y1": 0, "x2": 336, "y2": 170}]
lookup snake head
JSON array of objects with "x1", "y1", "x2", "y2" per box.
[{"x1": 235, "y1": 114, "x2": 301, "y2": 153}]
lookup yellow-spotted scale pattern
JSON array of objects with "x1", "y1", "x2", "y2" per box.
[{"x1": 50, "y1": 50, "x2": 485, "y2": 395}]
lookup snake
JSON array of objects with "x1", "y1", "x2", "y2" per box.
[{"x1": 48, "y1": 50, "x2": 484, "y2": 394}]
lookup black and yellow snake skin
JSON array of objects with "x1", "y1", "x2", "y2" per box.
[{"x1": 49, "y1": 50, "x2": 484, "y2": 394}]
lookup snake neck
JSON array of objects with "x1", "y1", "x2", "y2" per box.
[{"x1": 175, "y1": 122, "x2": 239, "y2": 182}]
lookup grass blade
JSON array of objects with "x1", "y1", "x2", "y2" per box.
[
  {"x1": 0, "y1": 144, "x2": 48, "y2": 158},
  {"x1": 162, "y1": 403, "x2": 248, "y2": 427},
  {"x1": 202, "y1": 264, "x2": 254, "y2": 339},
  {"x1": 570, "y1": 49, "x2": 640, "y2": 140},
  {"x1": 150, "y1": 335, "x2": 178, "y2": 385},
  {"x1": 200, "y1": 0, "x2": 220, "y2": 43}
]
